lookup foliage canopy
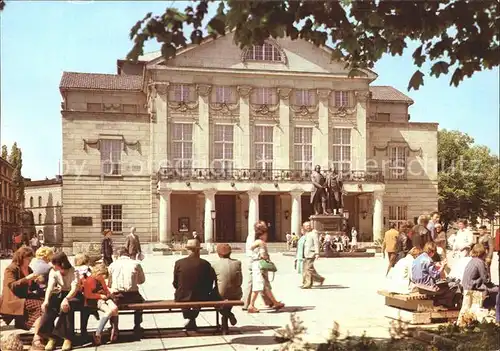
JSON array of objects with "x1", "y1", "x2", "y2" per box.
[{"x1": 127, "y1": 0, "x2": 499, "y2": 90}]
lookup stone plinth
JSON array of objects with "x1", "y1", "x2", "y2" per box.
[{"x1": 309, "y1": 214, "x2": 346, "y2": 234}]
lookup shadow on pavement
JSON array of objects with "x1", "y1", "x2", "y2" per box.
[
  {"x1": 312, "y1": 284, "x2": 349, "y2": 290},
  {"x1": 230, "y1": 335, "x2": 284, "y2": 346},
  {"x1": 266, "y1": 305, "x2": 315, "y2": 313}
]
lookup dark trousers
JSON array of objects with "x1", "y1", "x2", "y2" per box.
[
  {"x1": 38, "y1": 292, "x2": 83, "y2": 340},
  {"x1": 182, "y1": 308, "x2": 200, "y2": 321},
  {"x1": 103, "y1": 256, "x2": 113, "y2": 266},
  {"x1": 113, "y1": 291, "x2": 144, "y2": 328}
]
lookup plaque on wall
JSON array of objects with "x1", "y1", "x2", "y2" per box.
[{"x1": 72, "y1": 216, "x2": 93, "y2": 226}]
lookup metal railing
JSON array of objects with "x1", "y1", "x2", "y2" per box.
[{"x1": 157, "y1": 168, "x2": 384, "y2": 183}]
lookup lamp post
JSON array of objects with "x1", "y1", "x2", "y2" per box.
[{"x1": 211, "y1": 210, "x2": 216, "y2": 244}]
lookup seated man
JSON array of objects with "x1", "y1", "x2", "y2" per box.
[
  {"x1": 173, "y1": 239, "x2": 216, "y2": 331},
  {"x1": 412, "y1": 242, "x2": 458, "y2": 308},
  {"x1": 211, "y1": 244, "x2": 242, "y2": 333},
  {"x1": 108, "y1": 247, "x2": 146, "y2": 333}
]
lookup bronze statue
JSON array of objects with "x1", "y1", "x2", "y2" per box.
[
  {"x1": 310, "y1": 165, "x2": 327, "y2": 215},
  {"x1": 325, "y1": 168, "x2": 343, "y2": 214}
]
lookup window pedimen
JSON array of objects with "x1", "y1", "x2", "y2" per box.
[{"x1": 242, "y1": 41, "x2": 287, "y2": 63}]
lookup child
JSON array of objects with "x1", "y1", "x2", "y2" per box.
[{"x1": 83, "y1": 264, "x2": 119, "y2": 345}]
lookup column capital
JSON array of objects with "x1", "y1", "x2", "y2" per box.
[
  {"x1": 317, "y1": 89, "x2": 331, "y2": 101},
  {"x1": 155, "y1": 83, "x2": 169, "y2": 95},
  {"x1": 203, "y1": 188, "x2": 217, "y2": 198},
  {"x1": 158, "y1": 187, "x2": 172, "y2": 195},
  {"x1": 355, "y1": 90, "x2": 371, "y2": 103},
  {"x1": 278, "y1": 87, "x2": 292, "y2": 100},
  {"x1": 237, "y1": 85, "x2": 253, "y2": 98},
  {"x1": 290, "y1": 189, "x2": 304, "y2": 198},
  {"x1": 247, "y1": 187, "x2": 261, "y2": 197},
  {"x1": 196, "y1": 84, "x2": 212, "y2": 97},
  {"x1": 373, "y1": 190, "x2": 384, "y2": 200}
]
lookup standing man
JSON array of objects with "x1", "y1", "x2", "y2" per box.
[
  {"x1": 427, "y1": 211, "x2": 440, "y2": 241},
  {"x1": 125, "y1": 227, "x2": 142, "y2": 260},
  {"x1": 382, "y1": 222, "x2": 400, "y2": 275},
  {"x1": 242, "y1": 222, "x2": 273, "y2": 310},
  {"x1": 108, "y1": 247, "x2": 146, "y2": 334},
  {"x1": 310, "y1": 165, "x2": 327, "y2": 215},
  {"x1": 411, "y1": 215, "x2": 432, "y2": 250},
  {"x1": 211, "y1": 244, "x2": 242, "y2": 333},
  {"x1": 477, "y1": 225, "x2": 494, "y2": 276},
  {"x1": 452, "y1": 219, "x2": 474, "y2": 258},
  {"x1": 301, "y1": 222, "x2": 325, "y2": 289},
  {"x1": 173, "y1": 239, "x2": 216, "y2": 331}
]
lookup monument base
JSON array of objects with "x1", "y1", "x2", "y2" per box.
[{"x1": 309, "y1": 214, "x2": 347, "y2": 235}]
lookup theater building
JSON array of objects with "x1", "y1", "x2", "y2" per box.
[{"x1": 60, "y1": 34, "x2": 438, "y2": 250}]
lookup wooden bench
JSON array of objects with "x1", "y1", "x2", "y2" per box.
[{"x1": 377, "y1": 290, "x2": 435, "y2": 311}]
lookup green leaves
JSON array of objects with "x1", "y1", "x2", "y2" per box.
[
  {"x1": 408, "y1": 70, "x2": 424, "y2": 91},
  {"x1": 129, "y1": 0, "x2": 499, "y2": 90}
]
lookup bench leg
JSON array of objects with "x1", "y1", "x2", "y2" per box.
[{"x1": 215, "y1": 310, "x2": 220, "y2": 331}]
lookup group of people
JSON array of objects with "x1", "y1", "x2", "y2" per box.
[
  {"x1": 383, "y1": 212, "x2": 500, "y2": 324},
  {"x1": 320, "y1": 227, "x2": 358, "y2": 255}
]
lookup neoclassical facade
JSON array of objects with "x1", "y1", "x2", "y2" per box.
[
  {"x1": 0, "y1": 157, "x2": 20, "y2": 250},
  {"x1": 60, "y1": 34, "x2": 438, "y2": 249}
]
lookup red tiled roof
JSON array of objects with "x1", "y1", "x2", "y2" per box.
[
  {"x1": 60, "y1": 72, "x2": 143, "y2": 91},
  {"x1": 369, "y1": 86, "x2": 414, "y2": 105}
]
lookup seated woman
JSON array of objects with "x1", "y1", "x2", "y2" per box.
[
  {"x1": 38, "y1": 252, "x2": 81, "y2": 351},
  {"x1": 30, "y1": 246, "x2": 54, "y2": 294},
  {"x1": 386, "y1": 247, "x2": 422, "y2": 294},
  {"x1": 457, "y1": 243, "x2": 499, "y2": 326},
  {"x1": 0, "y1": 247, "x2": 44, "y2": 349},
  {"x1": 82, "y1": 264, "x2": 119, "y2": 345}
]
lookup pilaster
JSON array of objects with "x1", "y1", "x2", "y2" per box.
[
  {"x1": 153, "y1": 83, "x2": 169, "y2": 169},
  {"x1": 196, "y1": 84, "x2": 212, "y2": 169},
  {"x1": 354, "y1": 90, "x2": 369, "y2": 171},
  {"x1": 277, "y1": 88, "x2": 292, "y2": 169},
  {"x1": 317, "y1": 89, "x2": 331, "y2": 167},
  {"x1": 237, "y1": 86, "x2": 252, "y2": 169}
]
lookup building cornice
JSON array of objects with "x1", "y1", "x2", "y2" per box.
[
  {"x1": 61, "y1": 110, "x2": 150, "y2": 118},
  {"x1": 368, "y1": 121, "x2": 439, "y2": 130}
]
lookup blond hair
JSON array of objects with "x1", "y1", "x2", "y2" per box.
[
  {"x1": 408, "y1": 247, "x2": 423, "y2": 258},
  {"x1": 91, "y1": 264, "x2": 109, "y2": 278},
  {"x1": 74, "y1": 253, "x2": 90, "y2": 266},
  {"x1": 0, "y1": 333, "x2": 23, "y2": 351},
  {"x1": 35, "y1": 246, "x2": 54, "y2": 261}
]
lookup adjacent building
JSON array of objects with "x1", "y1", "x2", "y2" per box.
[
  {"x1": 24, "y1": 176, "x2": 63, "y2": 245},
  {"x1": 60, "y1": 34, "x2": 438, "y2": 250},
  {"x1": 0, "y1": 157, "x2": 20, "y2": 250}
]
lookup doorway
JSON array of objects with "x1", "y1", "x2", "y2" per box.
[
  {"x1": 259, "y1": 195, "x2": 276, "y2": 241},
  {"x1": 215, "y1": 195, "x2": 236, "y2": 242}
]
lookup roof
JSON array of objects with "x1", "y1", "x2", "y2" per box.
[
  {"x1": 60, "y1": 72, "x2": 143, "y2": 91},
  {"x1": 25, "y1": 178, "x2": 62, "y2": 187},
  {"x1": 0, "y1": 157, "x2": 14, "y2": 170},
  {"x1": 370, "y1": 86, "x2": 414, "y2": 105}
]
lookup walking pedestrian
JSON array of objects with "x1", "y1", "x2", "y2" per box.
[{"x1": 301, "y1": 222, "x2": 324, "y2": 289}]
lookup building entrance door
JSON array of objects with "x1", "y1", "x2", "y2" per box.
[
  {"x1": 259, "y1": 195, "x2": 276, "y2": 241},
  {"x1": 215, "y1": 195, "x2": 236, "y2": 242}
]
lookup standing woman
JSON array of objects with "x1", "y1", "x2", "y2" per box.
[
  {"x1": 247, "y1": 221, "x2": 285, "y2": 313},
  {"x1": 0, "y1": 247, "x2": 44, "y2": 349},
  {"x1": 295, "y1": 229, "x2": 306, "y2": 276},
  {"x1": 38, "y1": 252, "x2": 81, "y2": 351},
  {"x1": 350, "y1": 227, "x2": 358, "y2": 252},
  {"x1": 101, "y1": 229, "x2": 114, "y2": 266}
]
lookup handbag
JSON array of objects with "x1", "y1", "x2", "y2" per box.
[{"x1": 259, "y1": 259, "x2": 277, "y2": 272}]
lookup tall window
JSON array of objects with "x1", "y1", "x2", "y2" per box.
[
  {"x1": 389, "y1": 146, "x2": 407, "y2": 179},
  {"x1": 29, "y1": 197, "x2": 34, "y2": 208},
  {"x1": 38, "y1": 196, "x2": 42, "y2": 207},
  {"x1": 100, "y1": 139, "x2": 122, "y2": 175},
  {"x1": 172, "y1": 123, "x2": 193, "y2": 169},
  {"x1": 389, "y1": 205, "x2": 407, "y2": 230},
  {"x1": 213, "y1": 125, "x2": 234, "y2": 170},
  {"x1": 244, "y1": 43, "x2": 283, "y2": 62},
  {"x1": 254, "y1": 125, "x2": 274, "y2": 170},
  {"x1": 333, "y1": 91, "x2": 350, "y2": 107},
  {"x1": 332, "y1": 128, "x2": 351, "y2": 173},
  {"x1": 38, "y1": 213, "x2": 42, "y2": 224},
  {"x1": 169, "y1": 84, "x2": 196, "y2": 102},
  {"x1": 250, "y1": 88, "x2": 278, "y2": 105},
  {"x1": 212, "y1": 86, "x2": 237, "y2": 104},
  {"x1": 293, "y1": 90, "x2": 316, "y2": 106},
  {"x1": 294, "y1": 127, "x2": 313, "y2": 170},
  {"x1": 101, "y1": 205, "x2": 122, "y2": 233}
]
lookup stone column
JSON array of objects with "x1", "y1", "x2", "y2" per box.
[
  {"x1": 247, "y1": 188, "x2": 261, "y2": 239},
  {"x1": 277, "y1": 88, "x2": 292, "y2": 169},
  {"x1": 197, "y1": 84, "x2": 212, "y2": 169},
  {"x1": 159, "y1": 189, "x2": 172, "y2": 244},
  {"x1": 237, "y1": 86, "x2": 252, "y2": 169},
  {"x1": 290, "y1": 190, "x2": 304, "y2": 237},
  {"x1": 317, "y1": 89, "x2": 331, "y2": 167},
  {"x1": 354, "y1": 90, "x2": 369, "y2": 171},
  {"x1": 372, "y1": 190, "x2": 384, "y2": 241},
  {"x1": 203, "y1": 188, "x2": 217, "y2": 251}
]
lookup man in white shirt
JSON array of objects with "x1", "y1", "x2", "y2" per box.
[
  {"x1": 108, "y1": 247, "x2": 146, "y2": 333},
  {"x1": 452, "y1": 219, "x2": 474, "y2": 258},
  {"x1": 242, "y1": 221, "x2": 273, "y2": 310},
  {"x1": 302, "y1": 223, "x2": 325, "y2": 289}
]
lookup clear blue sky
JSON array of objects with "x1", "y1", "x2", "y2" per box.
[{"x1": 1, "y1": 1, "x2": 499, "y2": 179}]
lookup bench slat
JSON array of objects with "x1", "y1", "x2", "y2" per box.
[
  {"x1": 119, "y1": 300, "x2": 243, "y2": 310},
  {"x1": 377, "y1": 290, "x2": 430, "y2": 301}
]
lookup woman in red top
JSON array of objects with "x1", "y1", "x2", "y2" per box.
[{"x1": 83, "y1": 264, "x2": 118, "y2": 345}]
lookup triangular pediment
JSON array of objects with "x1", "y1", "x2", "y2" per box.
[{"x1": 145, "y1": 33, "x2": 376, "y2": 79}]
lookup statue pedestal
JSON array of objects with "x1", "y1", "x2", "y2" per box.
[{"x1": 309, "y1": 214, "x2": 346, "y2": 235}]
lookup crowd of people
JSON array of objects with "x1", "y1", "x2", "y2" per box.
[{"x1": 383, "y1": 212, "x2": 500, "y2": 325}]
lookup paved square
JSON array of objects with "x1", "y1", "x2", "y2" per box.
[{"x1": 1, "y1": 252, "x2": 498, "y2": 350}]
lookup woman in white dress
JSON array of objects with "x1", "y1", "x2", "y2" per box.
[
  {"x1": 386, "y1": 247, "x2": 423, "y2": 294},
  {"x1": 247, "y1": 221, "x2": 285, "y2": 313},
  {"x1": 350, "y1": 227, "x2": 358, "y2": 252}
]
